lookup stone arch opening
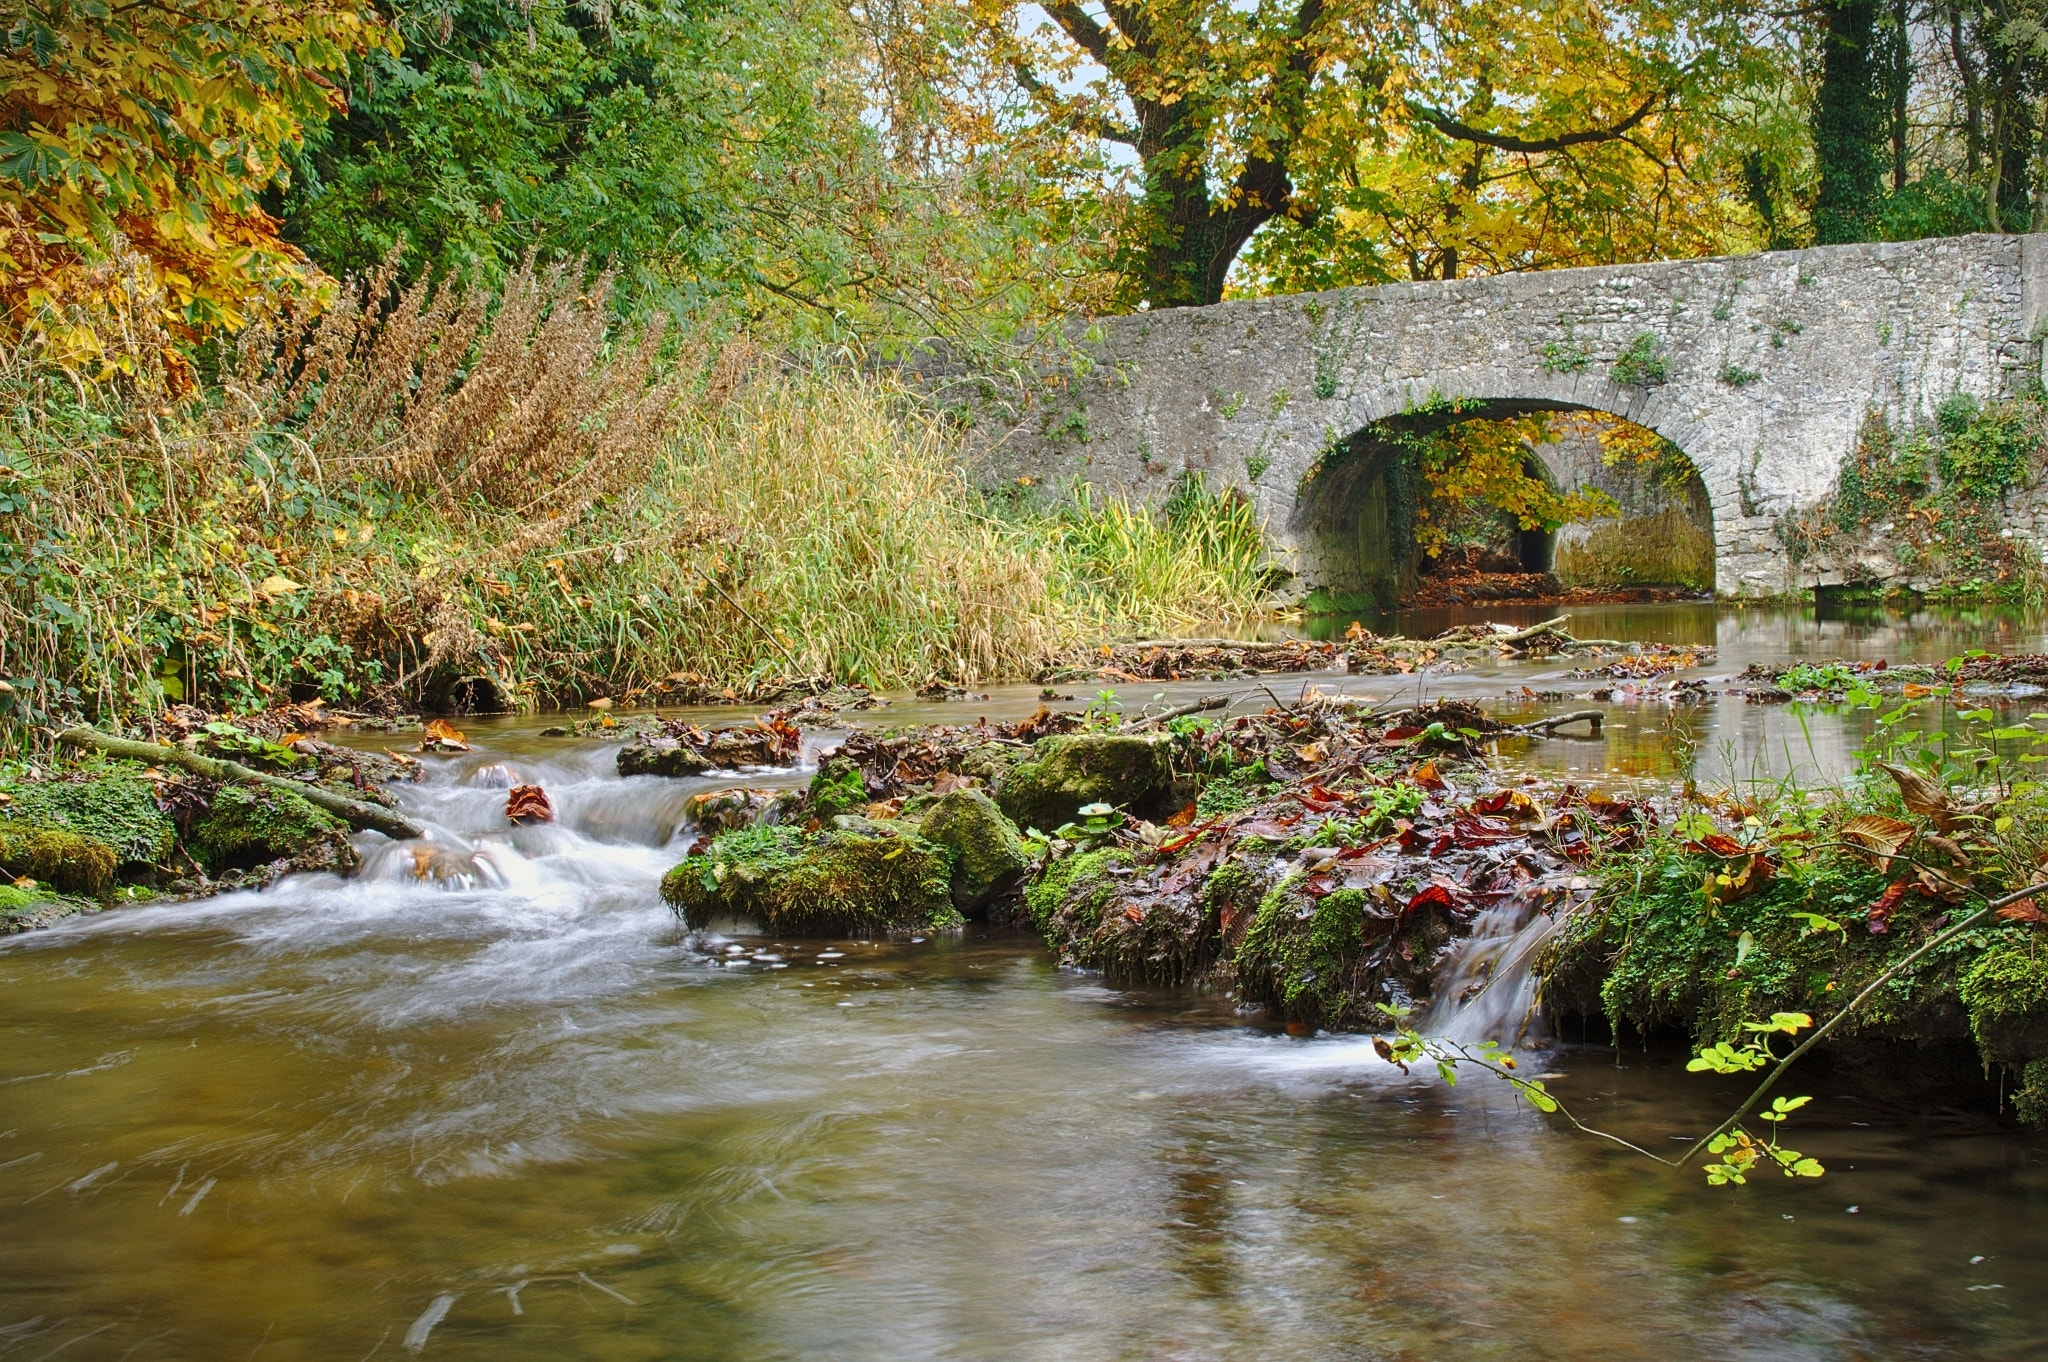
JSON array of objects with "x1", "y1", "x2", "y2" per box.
[{"x1": 1289, "y1": 400, "x2": 1716, "y2": 610}]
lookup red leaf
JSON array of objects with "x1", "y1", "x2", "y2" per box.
[
  {"x1": 1997, "y1": 898, "x2": 2047, "y2": 923},
  {"x1": 1867, "y1": 881, "x2": 1911, "y2": 934},
  {"x1": 1407, "y1": 883, "x2": 1459, "y2": 913},
  {"x1": 505, "y1": 785, "x2": 553, "y2": 824},
  {"x1": 1685, "y1": 833, "x2": 1749, "y2": 858},
  {"x1": 1382, "y1": 726, "x2": 1424, "y2": 743}
]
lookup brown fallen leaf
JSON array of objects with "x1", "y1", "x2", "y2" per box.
[
  {"x1": 506, "y1": 785, "x2": 554, "y2": 824},
  {"x1": 1876, "y1": 762, "x2": 1954, "y2": 831},
  {"x1": 418, "y1": 718, "x2": 470, "y2": 753},
  {"x1": 1840, "y1": 813, "x2": 1914, "y2": 864},
  {"x1": 1997, "y1": 898, "x2": 2046, "y2": 923}
]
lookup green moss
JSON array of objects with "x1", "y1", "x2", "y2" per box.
[
  {"x1": 1022, "y1": 845, "x2": 1217, "y2": 983},
  {"x1": 808, "y1": 758, "x2": 869, "y2": 820},
  {"x1": 1195, "y1": 760, "x2": 1274, "y2": 817},
  {"x1": 0, "y1": 818, "x2": 117, "y2": 896},
  {"x1": 0, "y1": 769, "x2": 174, "y2": 868},
  {"x1": 996, "y1": 733, "x2": 1173, "y2": 832},
  {"x1": 1960, "y1": 944, "x2": 2048, "y2": 1065},
  {"x1": 661, "y1": 820, "x2": 960, "y2": 935},
  {"x1": 2014, "y1": 1056, "x2": 2048, "y2": 1125},
  {"x1": 917, "y1": 788, "x2": 1029, "y2": 912},
  {"x1": 1023, "y1": 846, "x2": 1128, "y2": 935},
  {"x1": 1550, "y1": 839, "x2": 2010, "y2": 1046},
  {"x1": 188, "y1": 784, "x2": 356, "y2": 875},
  {"x1": 1234, "y1": 877, "x2": 1369, "y2": 1028}
]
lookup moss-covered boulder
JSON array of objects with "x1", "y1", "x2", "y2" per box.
[
  {"x1": 996, "y1": 733, "x2": 1174, "y2": 832},
  {"x1": 661, "y1": 820, "x2": 960, "y2": 935},
  {"x1": 0, "y1": 819, "x2": 117, "y2": 896},
  {"x1": 807, "y1": 756, "x2": 871, "y2": 819},
  {"x1": 0, "y1": 770, "x2": 175, "y2": 871},
  {"x1": 1233, "y1": 874, "x2": 1460, "y2": 1029},
  {"x1": 1961, "y1": 944, "x2": 2048, "y2": 1065},
  {"x1": 918, "y1": 788, "x2": 1030, "y2": 914},
  {"x1": 187, "y1": 785, "x2": 359, "y2": 877},
  {"x1": 1024, "y1": 845, "x2": 1221, "y2": 983},
  {"x1": 618, "y1": 737, "x2": 715, "y2": 778}
]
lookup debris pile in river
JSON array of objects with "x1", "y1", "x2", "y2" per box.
[
  {"x1": 660, "y1": 691, "x2": 1653, "y2": 1028},
  {"x1": 1033, "y1": 617, "x2": 1711, "y2": 686},
  {"x1": 616, "y1": 713, "x2": 804, "y2": 777}
]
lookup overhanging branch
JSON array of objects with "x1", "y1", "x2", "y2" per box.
[{"x1": 1410, "y1": 89, "x2": 1666, "y2": 154}]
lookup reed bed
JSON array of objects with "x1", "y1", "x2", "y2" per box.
[{"x1": 0, "y1": 254, "x2": 1280, "y2": 743}]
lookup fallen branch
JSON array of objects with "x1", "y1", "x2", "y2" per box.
[
  {"x1": 1119, "y1": 693, "x2": 1229, "y2": 732},
  {"x1": 1503, "y1": 709, "x2": 1605, "y2": 737},
  {"x1": 57, "y1": 725, "x2": 423, "y2": 841}
]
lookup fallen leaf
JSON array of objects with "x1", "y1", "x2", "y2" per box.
[
  {"x1": 1997, "y1": 898, "x2": 2046, "y2": 923},
  {"x1": 1867, "y1": 881, "x2": 1911, "y2": 933},
  {"x1": 417, "y1": 718, "x2": 470, "y2": 753},
  {"x1": 1876, "y1": 762, "x2": 1954, "y2": 830},
  {"x1": 1841, "y1": 813, "x2": 1914, "y2": 863},
  {"x1": 255, "y1": 574, "x2": 304, "y2": 601},
  {"x1": 505, "y1": 785, "x2": 554, "y2": 824},
  {"x1": 1410, "y1": 762, "x2": 1446, "y2": 791},
  {"x1": 1685, "y1": 832, "x2": 1750, "y2": 858}
]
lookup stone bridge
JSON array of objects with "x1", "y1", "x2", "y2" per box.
[{"x1": 984, "y1": 234, "x2": 2048, "y2": 599}]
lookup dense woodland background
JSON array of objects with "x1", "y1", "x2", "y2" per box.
[{"x1": 5, "y1": 0, "x2": 2048, "y2": 731}]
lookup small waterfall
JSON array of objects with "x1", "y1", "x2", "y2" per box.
[{"x1": 1416, "y1": 902, "x2": 1565, "y2": 1048}]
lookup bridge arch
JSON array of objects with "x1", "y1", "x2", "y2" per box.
[
  {"x1": 1291, "y1": 392, "x2": 1725, "y2": 605},
  {"x1": 981, "y1": 234, "x2": 2048, "y2": 599}
]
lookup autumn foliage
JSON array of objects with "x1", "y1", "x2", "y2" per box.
[{"x1": 0, "y1": 0, "x2": 395, "y2": 369}]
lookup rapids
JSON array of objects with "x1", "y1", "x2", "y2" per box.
[{"x1": 5, "y1": 603, "x2": 2048, "y2": 1359}]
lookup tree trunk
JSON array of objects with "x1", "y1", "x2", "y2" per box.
[{"x1": 1814, "y1": 0, "x2": 1888, "y2": 244}]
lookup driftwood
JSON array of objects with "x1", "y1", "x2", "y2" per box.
[
  {"x1": 1119, "y1": 693, "x2": 1229, "y2": 732},
  {"x1": 57, "y1": 725, "x2": 423, "y2": 840},
  {"x1": 1502, "y1": 710, "x2": 1606, "y2": 737}
]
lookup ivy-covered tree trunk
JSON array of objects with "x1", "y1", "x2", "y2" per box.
[{"x1": 1813, "y1": 0, "x2": 1887, "y2": 245}]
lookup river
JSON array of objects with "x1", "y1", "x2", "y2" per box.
[{"x1": 4, "y1": 603, "x2": 2047, "y2": 1360}]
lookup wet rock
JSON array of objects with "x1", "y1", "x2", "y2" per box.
[
  {"x1": 917, "y1": 788, "x2": 1030, "y2": 915},
  {"x1": 996, "y1": 733, "x2": 1174, "y2": 832},
  {"x1": 662, "y1": 821, "x2": 958, "y2": 935},
  {"x1": 186, "y1": 784, "x2": 360, "y2": 878},
  {"x1": 618, "y1": 737, "x2": 715, "y2": 778},
  {"x1": 684, "y1": 787, "x2": 802, "y2": 835},
  {"x1": 0, "y1": 770, "x2": 176, "y2": 872},
  {"x1": 0, "y1": 819, "x2": 118, "y2": 896}
]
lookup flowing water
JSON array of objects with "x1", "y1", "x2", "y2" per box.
[{"x1": 7, "y1": 604, "x2": 2048, "y2": 1360}]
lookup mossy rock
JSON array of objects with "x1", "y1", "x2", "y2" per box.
[
  {"x1": 0, "y1": 770, "x2": 175, "y2": 869},
  {"x1": 1961, "y1": 944, "x2": 2048, "y2": 1065},
  {"x1": 661, "y1": 820, "x2": 960, "y2": 936},
  {"x1": 1024, "y1": 845, "x2": 1219, "y2": 984},
  {"x1": 187, "y1": 785, "x2": 359, "y2": 876},
  {"x1": 996, "y1": 733, "x2": 1174, "y2": 833},
  {"x1": 808, "y1": 757, "x2": 870, "y2": 819},
  {"x1": 1232, "y1": 876, "x2": 1457, "y2": 1029},
  {"x1": 618, "y1": 737, "x2": 715, "y2": 778},
  {"x1": 917, "y1": 788, "x2": 1030, "y2": 915},
  {"x1": 0, "y1": 819, "x2": 117, "y2": 897},
  {"x1": 1233, "y1": 878, "x2": 1373, "y2": 1029}
]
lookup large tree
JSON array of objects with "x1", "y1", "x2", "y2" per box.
[{"x1": 975, "y1": 0, "x2": 1772, "y2": 307}]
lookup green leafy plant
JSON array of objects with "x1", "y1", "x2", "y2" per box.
[{"x1": 1610, "y1": 332, "x2": 1671, "y2": 387}]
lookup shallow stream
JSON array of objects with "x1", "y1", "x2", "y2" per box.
[{"x1": 6, "y1": 604, "x2": 2048, "y2": 1360}]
